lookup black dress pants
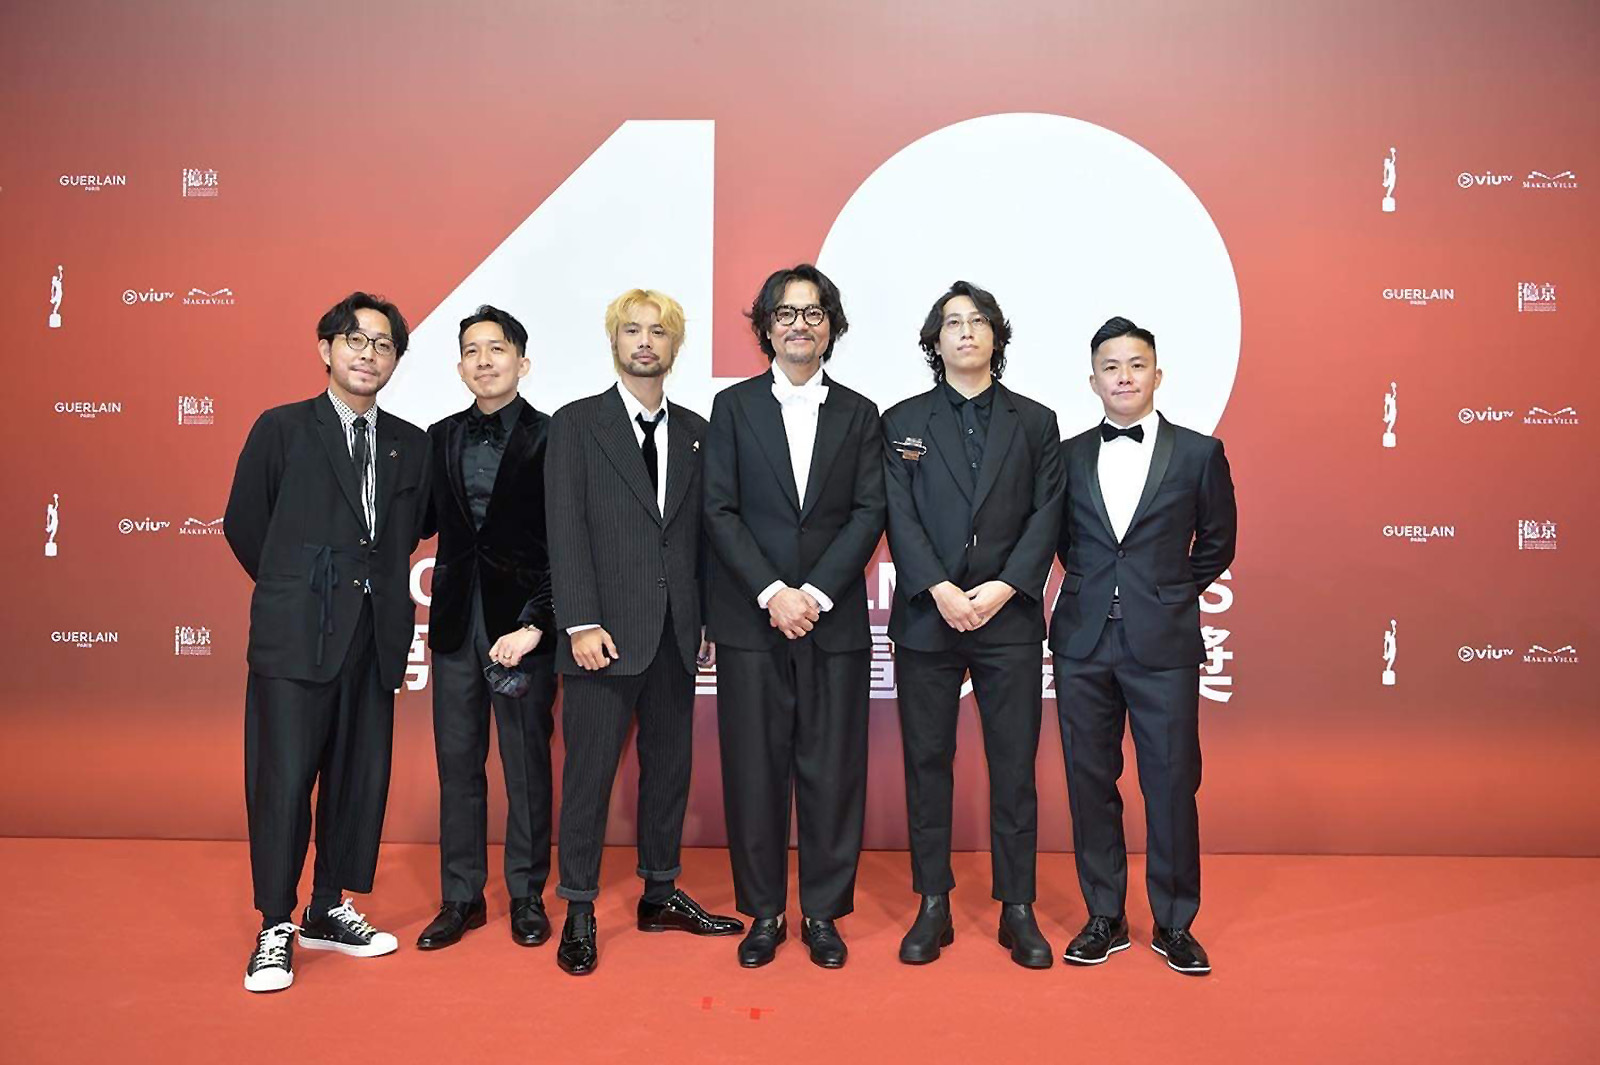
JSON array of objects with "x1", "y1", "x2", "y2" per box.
[
  {"x1": 1053, "y1": 619, "x2": 1202, "y2": 930},
  {"x1": 245, "y1": 598, "x2": 392, "y2": 918},
  {"x1": 555, "y1": 617, "x2": 693, "y2": 902},
  {"x1": 431, "y1": 596, "x2": 558, "y2": 903},
  {"x1": 896, "y1": 640, "x2": 1042, "y2": 903},
  {"x1": 716, "y1": 639, "x2": 870, "y2": 921}
]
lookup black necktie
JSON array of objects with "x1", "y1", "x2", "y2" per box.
[
  {"x1": 1100, "y1": 421, "x2": 1145, "y2": 444},
  {"x1": 350, "y1": 415, "x2": 371, "y2": 529},
  {"x1": 466, "y1": 408, "x2": 505, "y2": 447},
  {"x1": 636, "y1": 411, "x2": 663, "y2": 494}
]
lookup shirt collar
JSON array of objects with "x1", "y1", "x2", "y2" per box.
[
  {"x1": 770, "y1": 364, "x2": 828, "y2": 400},
  {"x1": 1101, "y1": 408, "x2": 1160, "y2": 441},
  {"x1": 615, "y1": 381, "x2": 668, "y2": 425},
  {"x1": 327, "y1": 389, "x2": 378, "y2": 427},
  {"x1": 942, "y1": 380, "x2": 994, "y2": 410}
]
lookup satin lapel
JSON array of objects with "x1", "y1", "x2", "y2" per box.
[
  {"x1": 661, "y1": 403, "x2": 696, "y2": 526},
  {"x1": 484, "y1": 403, "x2": 537, "y2": 527},
  {"x1": 313, "y1": 394, "x2": 367, "y2": 531},
  {"x1": 444, "y1": 415, "x2": 471, "y2": 524},
  {"x1": 1083, "y1": 434, "x2": 1118, "y2": 543},
  {"x1": 925, "y1": 392, "x2": 972, "y2": 503},
  {"x1": 800, "y1": 378, "x2": 849, "y2": 519},
  {"x1": 592, "y1": 388, "x2": 661, "y2": 523},
  {"x1": 970, "y1": 385, "x2": 1018, "y2": 515},
  {"x1": 1124, "y1": 414, "x2": 1176, "y2": 537},
  {"x1": 744, "y1": 378, "x2": 801, "y2": 513},
  {"x1": 373, "y1": 413, "x2": 402, "y2": 539}
]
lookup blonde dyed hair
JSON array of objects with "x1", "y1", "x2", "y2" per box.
[{"x1": 604, "y1": 289, "x2": 686, "y2": 354}]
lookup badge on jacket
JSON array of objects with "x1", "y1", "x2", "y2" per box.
[{"x1": 894, "y1": 436, "x2": 927, "y2": 461}]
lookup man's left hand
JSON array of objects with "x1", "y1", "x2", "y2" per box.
[{"x1": 490, "y1": 626, "x2": 543, "y2": 668}]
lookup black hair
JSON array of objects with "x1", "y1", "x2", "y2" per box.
[
  {"x1": 316, "y1": 291, "x2": 410, "y2": 358},
  {"x1": 457, "y1": 304, "x2": 528, "y2": 357},
  {"x1": 745, "y1": 263, "x2": 849, "y2": 362},
  {"x1": 1089, "y1": 316, "x2": 1156, "y2": 364},
  {"x1": 917, "y1": 280, "x2": 1013, "y2": 383}
]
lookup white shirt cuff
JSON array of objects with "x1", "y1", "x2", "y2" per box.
[
  {"x1": 756, "y1": 581, "x2": 786, "y2": 609},
  {"x1": 566, "y1": 623, "x2": 600, "y2": 635},
  {"x1": 801, "y1": 583, "x2": 834, "y2": 613}
]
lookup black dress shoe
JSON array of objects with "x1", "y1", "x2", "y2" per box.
[
  {"x1": 556, "y1": 912, "x2": 598, "y2": 975},
  {"x1": 738, "y1": 916, "x2": 786, "y2": 968},
  {"x1": 898, "y1": 894, "x2": 954, "y2": 964},
  {"x1": 996, "y1": 903, "x2": 1052, "y2": 969},
  {"x1": 1152, "y1": 926, "x2": 1211, "y2": 975},
  {"x1": 637, "y1": 889, "x2": 745, "y2": 936},
  {"x1": 510, "y1": 896, "x2": 550, "y2": 947},
  {"x1": 1062, "y1": 914, "x2": 1131, "y2": 966},
  {"x1": 416, "y1": 899, "x2": 487, "y2": 951},
  {"x1": 801, "y1": 917, "x2": 847, "y2": 969}
]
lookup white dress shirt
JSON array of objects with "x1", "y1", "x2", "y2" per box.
[
  {"x1": 325, "y1": 389, "x2": 377, "y2": 536},
  {"x1": 758, "y1": 365, "x2": 835, "y2": 613},
  {"x1": 1098, "y1": 408, "x2": 1161, "y2": 541}
]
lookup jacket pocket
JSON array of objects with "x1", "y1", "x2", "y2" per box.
[
  {"x1": 1157, "y1": 581, "x2": 1197, "y2": 604},
  {"x1": 1061, "y1": 572, "x2": 1083, "y2": 594}
]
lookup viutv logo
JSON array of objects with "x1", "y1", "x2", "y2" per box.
[
  {"x1": 1384, "y1": 523, "x2": 1454, "y2": 544},
  {"x1": 123, "y1": 288, "x2": 175, "y2": 305},
  {"x1": 118, "y1": 517, "x2": 170, "y2": 535},
  {"x1": 1524, "y1": 169, "x2": 1578, "y2": 190},
  {"x1": 180, "y1": 516, "x2": 225, "y2": 537},
  {"x1": 181, "y1": 168, "x2": 218, "y2": 197},
  {"x1": 178, "y1": 396, "x2": 215, "y2": 426},
  {"x1": 1381, "y1": 382, "x2": 1398, "y2": 448},
  {"x1": 60, "y1": 173, "x2": 127, "y2": 192},
  {"x1": 1517, "y1": 520, "x2": 1558, "y2": 551},
  {"x1": 183, "y1": 286, "x2": 235, "y2": 306},
  {"x1": 1458, "y1": 644, "x2": 1514, "y2": 662},
  {"x1": 52, "y1": 630, "x2": 118, "y2": 649},
  {"x1": 1457, "y1": 170, "x2": 1514, "y2": 188},
  {"x1": 1458, "y1": 406, "x2": 1515, "y2": 424},
  {"x1": 1517, "y1": 282, "x2": 1557, "y2": 313},
  {"x1": 1525, "y1": 405, "x2": 1579, "y2": 426},
  {"x1": 1383, "y1": 287, "x2": 1453, "y2": 306},
  {"x1": 54, "y1": 400, "x2": 122, "y2": 420},
  {"x1": 1524, "y1": 643, "x2": 1579, "y2": 665},
  {"x1": 174, "y1": 625, "x2": 213, "y2": 657}
]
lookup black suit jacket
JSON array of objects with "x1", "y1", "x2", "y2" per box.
[
  {"x1": 1048, "y1": 413, "x2": 1237, "y2": 669},
  {"x1": 545, "y1": 386, "x2": 707, "y2": 677},
  {"x1": 883, "y1": 382, "x2": 1065, "y2": 652},
  {"x1": 703, "y1": 369, "x2": 887, "y2": 653},
  {"x1": 420, "y1": 400, "x2": 554, "y2": 656},
  {"x1": 224, "y1": 393, "x2": 431, "y2": 690}
]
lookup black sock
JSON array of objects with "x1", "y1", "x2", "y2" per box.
[
  {"x1": 308, "y1": 889, "x2": 341, "y2": 918},
  {"x1": 568, "y1": 900, "x2": 595, "y2": 917},
  {"x1": 261, "y1": 914, "x2": 291, "y2": 931},
  {"x1": 642, "y1": 878, "x2": 675, "y2": 905}
]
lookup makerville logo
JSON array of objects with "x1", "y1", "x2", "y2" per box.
[
  {"x1": 174, "y1": 625, "x2": 213, "y2": 657},
  {"x1": 1523, "y1": 169, "x2": 1578, "y2": 190},
  {"x1": 182, "y1": 287, "x2": 235, "y2": 306},
  {"x1": 54, "y1": 400, "x2": 122, "y2": 420},
  {"x1": 1457, "y1": 644, "x2": 1514, "y2": 662},
  {"x1": 1457, "y1": 170, "x2": 1514, "y2": 188},
  {"x1": 52, "y1": 631, "x2": 118, "y2": 649},
  {"x1": 180, "y1": 516, "x2": 225, "y2": 537},
  {"x1": 178, "y1": 395, "x2": 215, "y2": 426},
  {"x1": 1383, "y1": 287, "x2": 1453, "y2": 307},
  {"x1": 1524, "y1": 643, "x2": 1579, "y2": 665},
  {"x1": 60, "y1": 173, "x2": 127, "y2": 192},
  {"x1": 181, "y1": 168, "x2": 219, "y2": 198},
  {"x1": 1517, "y1": 520, "x2": 1558, "y2": 551},
  {"x1": 118, "y1": 517, "x2": 170, "y2": 535},
  {"x1": 1517, "y1": 282, "x2": 1557, "y2": 313},
  {"x1": 1525, "y1": 405, "x2": 1579, "y2": 426},
  {"x1": 1383, "y1": 524, "x2": 1455, "y2": 544}
]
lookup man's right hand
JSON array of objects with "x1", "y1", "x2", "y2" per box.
[
  {"x1": 571, "y1": 627, "x2": 619, "y2": 670},
  {"x1": 931, "y1": 581, "x2": 984, "y2": 631},
  {"x1": 767, "y1": 587, "x2": 820, "y2": 640}
]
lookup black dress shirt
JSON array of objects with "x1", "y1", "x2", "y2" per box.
[
  {"x1": 462, "y1": 397, "x2": 525, "y2": 529},
  {"x1": 942, "y1": 380, "x2": 994, "y2": 488}
]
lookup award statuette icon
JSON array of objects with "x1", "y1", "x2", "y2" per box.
[
  {"x1": 1381, "y1": 148, "x2": 1397, "y2": 213},
  {"x1": 1382, "y1": 382, "x2": 1398, "y2": 448},
  {"x1": 1382, "y1": 619, "x2": 1398, "y2": 686},
  {"x1": 49, "y1": 265, "x2": 64, "y2": 328},
  {"x1": 45, "y1": 493, "x2": 60, "y2": 557}
]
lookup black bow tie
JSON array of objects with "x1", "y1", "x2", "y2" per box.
[
  {"x1": 466, "y1": 409, "x2": 507, "y2": 447},
  {"x1": 1100, "y1": 421, "x2": 1145, "y2": 444}
]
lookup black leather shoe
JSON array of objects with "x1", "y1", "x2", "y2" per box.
[
  {"x1": 801, "y1": 917, "x2": 847, "y2": 969},
  {"x1": 416, "y1": 899, "x2": 486, "y2": 951},
  {"x1": 556, "y1": 912, "x2": 598, "y2": 975},
  {"x1": 996, "y1": 903, "x2": 1052, "y2": 969},
  {"x1": 637, "y1": 889, "x2": 745, "y2": 936},
  {"x1": 737, "y1": 916, "x2": 786, "y2": 967},
  {"x1": 1152, "y1": 926, "x2": 1211, "y2": 975},
  {"x1": 898, "y1": 894, "x2": 954, "y2": 964},
  {"x1": 1062, "y1": 914, "x2": 1131, "y2": 966},
  {"x1": 510, "y1": 896, "x2": 550, "y2": 947}
]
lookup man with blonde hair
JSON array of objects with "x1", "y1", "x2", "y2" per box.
[{"x1": 545, "y1": 289, "x2": 743, "y2": 975}]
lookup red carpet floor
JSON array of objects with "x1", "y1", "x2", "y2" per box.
[{"x1": 3, "y1": 840, "x2": 1596, "y2": 1064}]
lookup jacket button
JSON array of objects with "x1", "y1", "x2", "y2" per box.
[
  {"x1": 359, "y1": 538, "x2": 368, "y2": 546},
  {"x1": 1117, "y1": 550, "x2": 1126, "y2": 558},
  {"x1": 661, "y1": 537, "x2": 669, "y2": 547},
  {"x1": 657, "y1": 577, "x2": 667, "y2": 587},
  {"x1": 351, "y1": 579, "x2": 361, "y2": 587}
]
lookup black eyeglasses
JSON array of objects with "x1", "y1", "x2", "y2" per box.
[
  {"x1": 343, "y1": 330, "x2": 397, "y2": 358},
  {"x1": 774, "y1": 305, "x2": 827, "y2": 327}
]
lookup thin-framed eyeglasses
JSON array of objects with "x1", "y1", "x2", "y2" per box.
[
  {"x1": 774, "y1": 305, "x2": 827, "y2": 327},
  {"x1": 941, "y1": 314, "x2": 991, "y2": 333},
  {"x1": 343, "y1": 330, "x2": 397, "y2": 358}
]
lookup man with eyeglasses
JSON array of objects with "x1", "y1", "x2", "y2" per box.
[
  {"x1": 703, "y1": 264, "x2": 886, "y2": 969},
  {"x1": 225, "y1": 292, "x2": 432, "y2": 992},
  {"x1": 881, "y1": 281, "x2": 1064, "y2": 968}
]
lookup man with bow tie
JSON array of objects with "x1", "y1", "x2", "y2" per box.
[
  {"x1": 703, "y1": 264, "x2": 886, "y2": 969},
  {"x1": 414, "y1": 305, "x2": 561, "y2": 952},
  {"x1": 1050, "y1": 316, "x2": 1237, "y2": 976}
]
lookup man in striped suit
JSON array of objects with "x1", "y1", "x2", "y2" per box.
[{"x1": 544, "y1": 289, "x2": 743, "y2": 975}]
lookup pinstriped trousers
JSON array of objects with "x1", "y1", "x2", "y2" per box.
[{"x1": 555, "y1": 615, "x2": 694, "y2": 902}]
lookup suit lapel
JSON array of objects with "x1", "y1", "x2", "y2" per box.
[
  {"x1": 373, "y1": 413, "x2": 402, "y2": 539},
  {"x1": 592, "y1": 387, "x2": 661, "y2": 523},
  {"x1": 800, "y1": 375, "x2": 848, "y2": 519},
  {"x1": 484, "y1": 401, "x2": 536, "y2": 527},
  {"x1": 662, "y1": 402, "x2": 696, "y2": 526},
  {"x1": 313, "y1": 394, "x2": 367, "y2": 531},
  {"x1": 444, "y1": 414, "x2": 471, "y2": 524},
  {"x1": 924, "y1": 391, "x2": 972, "y2": 503},
  {"x1": 1123, "y1": 413, "x2": 1176, "y2": 537},
  {"x1": 970, "y1": 384, "x2": 1017, "y2": 515},
  {"x1": 744, "y1": 375, "x2": 801, "y2": 513},
  {"x1": 1082, "y1": 434, "x2": 1118, "y2": 543}
]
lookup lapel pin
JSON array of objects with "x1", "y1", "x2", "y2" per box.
[
  {"x1": 388, "y1": 449, "x2": 398, "y2": 458},
  {"x1": 692, "y1": 439, "x2": 700, "y2": 452},
  {"x1": 895, "y1": 436, "x2": 927, "y2": 461}
]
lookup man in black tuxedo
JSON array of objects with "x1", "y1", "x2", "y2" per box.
[
  {"x1": 414, "y1": 306, "x2": 560, "y2": 952},
  {"x1": 882, "y1": 281, "x2": 1064, "y2": 969},
  {"x1": 545, "y1": 289, "x2": 743, "y2": 976},
  {"x1": 225, "y1": 292, "x2": 431, "y2": 993},
  {"x1": 703, "y1": 264, "x2": 886, "y2": 969},
  {"x1": 1050, "y1": 316, "x2": 1236, "y2": 976}
]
